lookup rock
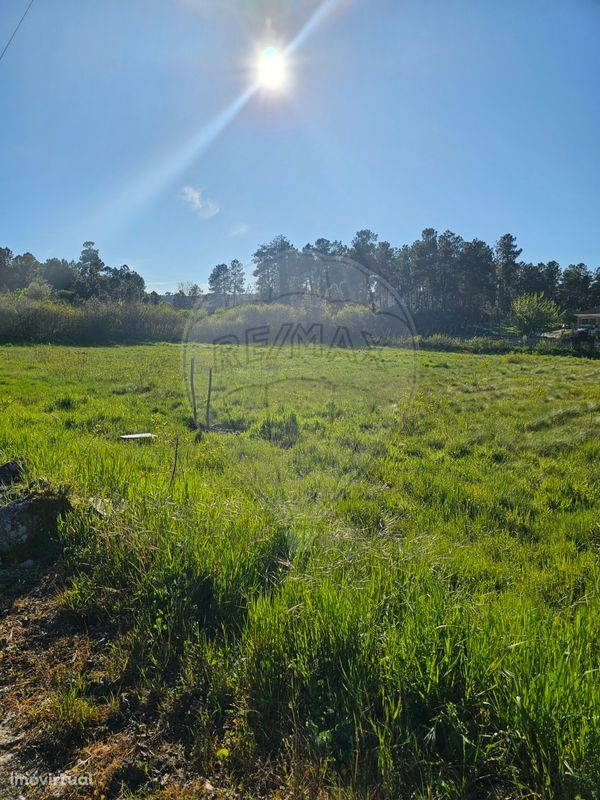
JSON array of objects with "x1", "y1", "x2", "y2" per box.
[
  {"x1": 0, "y1": 490, "x2": 69, "y2": 557},
  {"x1": 20, "y1": 559, "x2": 35, "y2": 569},
  {"x1": 0, "y1": 460, "x2": 24, "y2": 488}
]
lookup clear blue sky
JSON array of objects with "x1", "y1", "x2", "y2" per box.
[{"x1": 1, "y1": 0, "x2": 599, "y2": 291}]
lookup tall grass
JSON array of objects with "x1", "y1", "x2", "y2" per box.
[
  {"x1": 0, "y1": 296, "x2": 186, "y2": 344},
  {"x1": 1, "y1": 297, "x2": 596, "y2": 362},
  {"x1": 0, "y1": 343, "x2": 598, "y2": 797}
]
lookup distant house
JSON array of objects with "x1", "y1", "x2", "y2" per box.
[{"x1": 576, "y1": 307, "x2": 600, "y2": 330}]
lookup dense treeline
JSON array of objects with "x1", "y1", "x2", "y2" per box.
[
  {"x1": 167, "y1": 229, "x2": 600, "y2": 329},
  {"x1": 2, "y1": 230, "x2": 599, "y2": 335},
  {"x1": 0, "y1": 241, "x2": 149, "y2": 304},
  {"x1": 246, "y1": 230, "x2": 600, "y2": 328}
]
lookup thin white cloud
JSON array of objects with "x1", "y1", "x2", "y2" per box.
[
  {"x1": 228, "y1": 222, "x2": 250, "y2": 237},
  {"x1": 181, "y1": 185, "x2": 220, "y2": 219}
]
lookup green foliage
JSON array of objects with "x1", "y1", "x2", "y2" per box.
[
  {"x1": 2, "y1": 229, "x2": 600, "y2": 338},
  {"x1": 413, "y1": 332, "x2": 599, "y2": 358},
  {"x1": 24, "y1": 279, "x2": 52, "y2": 301},
  {"x1": 0, "y1": 241, "x2": 147, "y2": 302},
  {"x1": 1, "y1": 295, "x2": 596, "y2": 357},
  {"x1": 511, "y1": 292, "x2": 562, "y2": 337},
  {"x1": 0, "y1": 296, "x2": 187, "y2": 344},
  {"x1": 34, "y1": 682, "x2": 103, "y2": 748},
  {"x1": 250, "y1": 410, "x2": 300, "y2": 448}
]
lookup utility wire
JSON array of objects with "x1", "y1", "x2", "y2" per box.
[{"x1": 0, "y1": 0, "x2": 35, "y2": 65}]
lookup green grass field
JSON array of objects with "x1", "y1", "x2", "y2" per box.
[{"x1": 1, "y1": 343, "x2": 599, "y2": 798}]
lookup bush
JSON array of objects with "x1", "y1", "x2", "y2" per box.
[
  {"x1": 250, "y1": 411, "x2": 300, "y2": 448},
  {"x1": 24, "y1": 280, "x2": 52, "y2": 301},
  {"x1": 0, "y1": 296, "x2": 595, "y2": 360},
  {"x1": 0, "y1": 296, "x2": 186, "y2": 344},
  {"x1": 511, "y1": 292, "x2": 562, "y2": 337},
  {"x1": 413, "y1": 333, "x2": 598, "y2": 358}
]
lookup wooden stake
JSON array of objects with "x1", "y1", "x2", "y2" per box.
[
  {"x1": 190, "y1": 358, "x2": 198, "y2": 428},
  {"x1": 169, "y1": 436, "x2": 179, "y2": 489},
  {"x1": 205, "y1": 367, "x2": 213, "y2": 431}
]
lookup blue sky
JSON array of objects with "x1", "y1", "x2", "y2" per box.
[{"x1": 1, "y1": 0, "x2": 599, "y2": 292}]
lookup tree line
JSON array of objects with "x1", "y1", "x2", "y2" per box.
[
  {"x1": 244, "y1": 230, "x2": 599, "y2": 323},
  {"x1": 2, "y1": 230, "x2": 599, "y2": 330},
  {"x1": 0, "y1": 242, "x2": 148, "y2": 304}
]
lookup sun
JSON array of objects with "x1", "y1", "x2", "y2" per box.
[{"x1": 257, "y1": 46, "x2": 287, "y2": 90}]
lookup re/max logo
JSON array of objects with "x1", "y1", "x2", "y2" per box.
[{"x1": 213, "y1": 323, "x2": 382, "y2": 349}]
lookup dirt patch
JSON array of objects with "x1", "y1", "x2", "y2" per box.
[
  {"x1": 0, "y1": 566, "x2": 59, "y2": 799},
  {"x1": 0, "y1": 564, "x2": 312, "y2": 800},
  {"x1": 0, "y1": 566, "x2": 213, "y2": 800}
]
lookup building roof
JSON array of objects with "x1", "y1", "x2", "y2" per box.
[{"x1": 576, "y1": 307, "x2": 600, "y2": 316}]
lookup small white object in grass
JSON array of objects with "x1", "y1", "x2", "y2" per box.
[{"x1": 119, "y1": 433, "x2": 154, "y2": 440}]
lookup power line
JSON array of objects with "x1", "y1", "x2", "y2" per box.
[{"x1": 0, "y1": 0, "x2": 36, "y2": 65}]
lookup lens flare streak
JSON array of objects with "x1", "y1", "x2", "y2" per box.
[
  {"x1": 96, "y1": 0, "x2": 349, "y2": 233},
  {"x1": 287, "y1": 0, "x2": 347, "y2": 54},
  {"x1": 92, "y1": 85, "x2": 256, "y2": 235}
]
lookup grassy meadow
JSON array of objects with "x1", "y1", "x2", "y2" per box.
[{"x1": 1, "y1": 342, "x2": 599, "y2": 798}]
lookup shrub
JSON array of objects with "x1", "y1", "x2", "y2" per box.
[
  {"x1": 0, "y1": 296, "x2": 186, "y2": 344},
  {"x1": 511, "y1": 292, "x2": 563, "y2": 337},
  {"x1": 250, "y1": 411, "x2": 300, "y2": 448}
]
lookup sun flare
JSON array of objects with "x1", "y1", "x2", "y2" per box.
[{"x1": 257, "y1": 46, "x2": 287, "y2": 90}]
